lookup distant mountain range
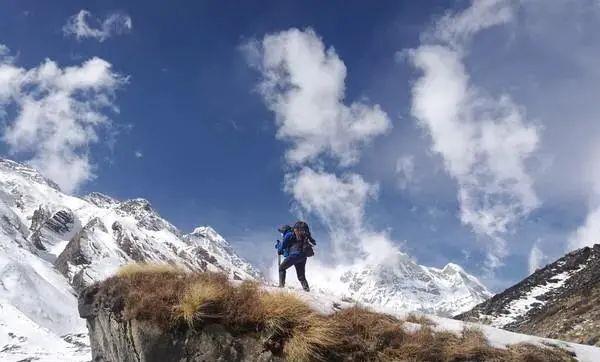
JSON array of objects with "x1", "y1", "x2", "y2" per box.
[
  {"x1": 456, "y1": 244, "x2": 600, "y2": 347},
  {"x1": 331, "y1": 254, "x2": 492, "y2": 317}
]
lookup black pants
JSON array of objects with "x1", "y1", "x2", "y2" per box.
[{"x1": 279, "y1": 255, "x2": 309, "y2": 291}]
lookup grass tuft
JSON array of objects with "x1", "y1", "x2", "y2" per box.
[
  {"x1": 116, "y1": 262, "x2": 182, "y2": 277},
  {"x1": 176, "y1": 280, "x2": 232, "y2": 326},
  {"x1": 405, "y1": 312, "x2": 436, "y2": 326}
]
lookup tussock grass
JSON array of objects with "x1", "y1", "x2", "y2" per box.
[
  {"x1": 405, "y1": 312, "x2": 436, "y2": 326},
  {"x1": 116, "y1": 262, "x2": 182, "y2": 277},
  {"x1": 93, "y1": 263, "x2": 577, "y2": 362},
  {"x1": 177, "y1": 279, "x2": 232, "y2": 325}
]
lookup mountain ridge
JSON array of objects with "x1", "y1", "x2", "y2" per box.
[{"x1": 456, "y1": 244, "x2": 600, "y2": 346}]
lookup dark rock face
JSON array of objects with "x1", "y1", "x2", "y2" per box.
[
  {"x1": 112, "y1": 221, "x2": 147, "y2": 262},
  {"x1": 456, "y1": 244, "x2": 600, "y2": 346},
  {"x1": 55, "y1": 218, "x2": 108, "y2": 293},
  {"x1": 30, "y1": 207, "x2": 75, "y2": 251},
  {"x1": 78, "y1": 286, "x2": 281, "y2": 362}
]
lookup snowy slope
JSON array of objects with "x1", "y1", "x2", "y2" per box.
[
  {"x1": 0, "y1": 158, "x2": 260, "y2": 361},
  {"x1": 457, "y1": 244, "x2": 600, "y2": 345}
]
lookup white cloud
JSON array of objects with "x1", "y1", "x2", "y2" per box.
[
  {"x1": 395, "y1": 155, "x2": 415, "y2": 190},
  {"x1": 569, "y1": 206, "x2": 600, "y2": 250},
  {"x1": 284, "y1": 168, "x2": 395, "y2": 263},
  {"x1": 63, "y1": 10, "x2": 132, "y2": 42},
  {"x1": 528, "y1": 240, "x2": 546, "y2": 273},
  {"x1": 0, "y1": 46, "x2": 126, "y2": 193},
  {"x1": 245, "y1": 28, "x2": 391, "y2": 166},
  {"x1": 409, "y1": 0, "x2": 539, "y2": 269},
  {"x1": 281, "y1": 167, "x2": 405, "y2": 291},
  {"x1": 430, "y1": 0, "x2": 515, "y2": 49},
  {"x1": 134, "y1": 151, "x2": 143, "y2": 159}
]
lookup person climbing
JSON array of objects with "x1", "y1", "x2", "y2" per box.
[{"x1": 275, "y1": 221, "x2": 315, "y2": 292}]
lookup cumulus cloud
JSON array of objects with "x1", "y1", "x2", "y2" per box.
[
  {"x1": 245, "y1": 28, "x2": 391, "y2": 166},
  {"x1": 284, "y1": 168, "x2": 394, "y2": 262},
  {"x1": 63, "y1": 10, "x2": 132, "y2": 42},
  {"x1": 0, "y1": 46, "x2": 126, "y2": 193},
  {"x1": 409, "y1": 0, "x2": 539, "y2": 268},
  {"x1": 283, "y1": 167, "x2": 406, "y2": 293},
  {"x1": 430, "y1": 0, "x2": 515, "y2": 49},
  {"x1": 569, "y1": 206, "x2": 600, "y2": 250},
  {"x1": 528, "y1": 240, "x2": 546, "y2": 273}
]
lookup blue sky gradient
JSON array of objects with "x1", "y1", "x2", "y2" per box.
[{"x1": 3, "y1": 0, "x2": 600, "y2": 291}]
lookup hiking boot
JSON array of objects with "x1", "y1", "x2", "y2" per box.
[
  {"x1": 300, "y1": 279, "x2": 310, "y2": 292},
  {"x1": 278, "y1": 271, "x2": 286, "y2": 288}
]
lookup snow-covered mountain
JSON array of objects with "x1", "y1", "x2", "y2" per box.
[
  {"x1": 0, "y1": 158, "x2": 260, "y2": 361},
  {"x1": 321, "y1": 250, "x2": 492, "y2": 317},
  {"x1": 456, "y1": 244, "x2": 600, "y2": 346}
]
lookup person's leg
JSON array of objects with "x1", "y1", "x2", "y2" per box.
[
  {"x1": 294, "y1": 258, "x2": 309, "y2": 292},
  {"x1": 278, "y1": 257, "x2": 294, "y2": 287}
]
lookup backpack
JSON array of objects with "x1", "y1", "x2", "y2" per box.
[{"x1": 294, "y1": 221, "x2": 316, "y2": 257}]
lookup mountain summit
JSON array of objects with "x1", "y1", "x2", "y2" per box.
[{"x1": 333, "y1": 251, "x2": 492, "y2": 317}]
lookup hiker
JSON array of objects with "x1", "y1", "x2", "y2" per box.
[{"x1": 275, "y1": 221, "x2": 315, "y2": 292}]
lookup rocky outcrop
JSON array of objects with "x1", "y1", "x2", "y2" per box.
[
  {"x1": 55, "y1": 218, "x2": 113, "y2": 293},
  {"x1": 117, "y1": 198, "x2": 180, "y2": 235},
  {"x1": 78, "y1": 286, "x2": 281, "y2": 362},
  {"x1": 456, "y1": 244, "x2": 600, "y2": 346},
  {"x1": 30, "y1": 206, "x2": 76, "y2": 251}
]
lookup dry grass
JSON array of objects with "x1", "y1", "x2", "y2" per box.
[
  {"x1": 93, "y1": 263, "x2": 577, "y2": 362},
  {"x1": 116, "y1": 262, "x2": 182, "y2": 277},
  {"x1": 405, "y1": 312, "x2": 437, "y2": 326},
  {"x1": 177, "y1": 279, "x2": 232, "y2": 325}
]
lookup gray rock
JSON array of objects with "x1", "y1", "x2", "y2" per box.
[{"x1": 79, "y1": 288, "x2": 282, "y2": 362}]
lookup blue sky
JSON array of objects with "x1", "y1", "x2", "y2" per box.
[{"x1": 2, "y1": 0, "x2": 600, "y2": 291}]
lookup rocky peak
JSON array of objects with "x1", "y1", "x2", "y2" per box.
[
  {"x1": 0, "y1": 158, "x2": 61, "y2": 191},
  {"x1": 29, "y1": 206, "x2": 76, "y2": 253},
  {"x1": 84, "y1": 192, "x2": 119, "y2": 208},
  {"x1": 189, "y1": 226, "x2": 229, "y2": 248},
  {"x1": 335, "y1": 252, "x2": 492, "y2": 316},
  {"x1": 184, "y1": 226, "x2": 262, "y2": 281},
  {"x1": 117, "y1": 198, "x2": 179, "y2": 235},
  {"x1": 441, "y1": 263, "x2": 465, "y2": 274}
]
